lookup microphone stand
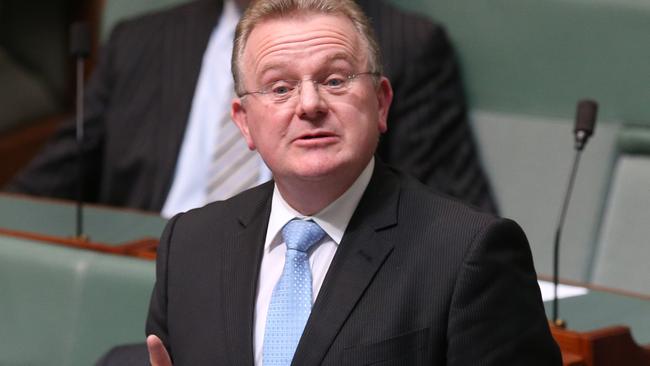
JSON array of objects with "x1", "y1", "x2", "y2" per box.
[
  {"x1": 75, "y1": 54, "x2": 85, "y2": 239},
  {"x1": 552, "y1": 147, "x2": 583, "y2": 328},
  {"x1": 552, "y1": 100, "x2": 596, "y2": 328},
  {"x1": 70, "y1": 22, "x2": 90, "y2": 240}
]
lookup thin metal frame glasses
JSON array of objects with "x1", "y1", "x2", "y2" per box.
[{"x1": 239, "y1": 71, "x2": 380, "y2": 104}]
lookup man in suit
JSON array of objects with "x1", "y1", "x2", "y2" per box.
[
  {"x1": 143, "y1": 0, "x2": 560, "y2": 364},
  {"x1": 6, "y1": 0, "x2": 498, "y2": 216}
]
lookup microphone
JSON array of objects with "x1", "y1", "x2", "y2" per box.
[
  {"x1": 70, "y1": 22, "x2": 91, "y2": 239},
  {"x1": 552, "y1": 99, "x2": 598, "y2": 327},
  {"x1": 574, "y1": 100, "x2": 598, "y2": 150}
]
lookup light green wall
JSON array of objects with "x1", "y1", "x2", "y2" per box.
[{"x1": 388, "y1": 0, "x2": 650, "y2": 124}]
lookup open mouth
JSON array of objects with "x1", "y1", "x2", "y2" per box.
[
  {"x1": 294, "y1": 131, "x2": 338, "y2": 145},
  {"x1": 302, "y1": 134, "x2": 328, "y2": 139},
  {"x1": 297, "y1": 131, "x2": 336, "y2": 140}
]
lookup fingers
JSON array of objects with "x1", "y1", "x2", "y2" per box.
[{"x1": 147, "y1": 335, "x2": 172, "y2": 366}]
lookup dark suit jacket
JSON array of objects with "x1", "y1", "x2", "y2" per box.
[
  {"x1": 6, "y1": 0, "x2": 497, "y2": 213},
  {"x1": 144, "y1": 160, "x2": 560, "y2": 365}
]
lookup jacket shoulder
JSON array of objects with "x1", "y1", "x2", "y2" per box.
[
  {"x1": 172, "y1": 181, "x2": 273, "y2": 230},
  {"x1": 399, "y1": 169, "x2": 495, "y2": 219},
  {"x1": 394, "y1": 168, "x2": 510, "y2": 244}
]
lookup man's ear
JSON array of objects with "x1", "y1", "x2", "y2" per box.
[
  {"x1": 232, "y1": 97, "x2": 256, "y2": 150},
  {"x1": 376, "y1": 76, "x2": 393, "y2": 134}
]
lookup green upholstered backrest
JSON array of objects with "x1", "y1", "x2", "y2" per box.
[
  {"x1": 0, "y1": 237, "x2": 83, "y2": 365},
  {"x1": 0, "y1": 195, "x2": 165, "y2": 366},
  {"x1": 591, "y1": 152, "x2": 650, "y2": 294},
  {"x1": 71, "y1": 253, "x2": 155, "y2": 365},
  {"x1": 0, "y1": 195, "x2": 166, "y2": 244},
  {"x1": 0, "y1": 237, "x2": 155, "y2": 366},
  {"x1": 471, "y1": 111, "x2": 619, "y2": 281},
  {"x1": 617, "y1": 126, "x2": 650, "y2": 156}
]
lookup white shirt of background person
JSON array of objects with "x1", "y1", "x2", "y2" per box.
[{"x1": 161, "y1": 0, "x2": 271, "y2": 218}]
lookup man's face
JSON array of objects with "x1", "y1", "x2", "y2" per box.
[{"x1": 232, "y1": 13, "x2": 392, "y2": 187}]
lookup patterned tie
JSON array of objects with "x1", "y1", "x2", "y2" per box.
[
  {"x1": 263, "y1": 219, "x2": 326, "y2": 365},
  {"x1": 205, "y1": 101, "x2": 261, "y2": 203}
]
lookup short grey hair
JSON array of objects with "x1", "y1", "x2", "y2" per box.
[{"x1": 231, "y1": 0, "x2": 382, "y2": 96}]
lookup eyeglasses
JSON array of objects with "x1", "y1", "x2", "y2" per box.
[{"x1": 239, "y1": 71, "x2": 380, "y2": 104}]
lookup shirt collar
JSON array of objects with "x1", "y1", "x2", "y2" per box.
[{"x1": 264, "y1": 157, "x2": 375, "y2": 251}]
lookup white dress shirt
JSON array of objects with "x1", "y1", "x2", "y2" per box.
[
  {"x1": 161, "y1": 0, "x2": 271, "y2": 218},
  {"x1": 253, "y1": 158, "x2": 375, "y2": 366}
]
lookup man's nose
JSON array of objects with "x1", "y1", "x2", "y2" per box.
[{"x1": 294, "y1": 81, "x2": 327, "y2": 120}]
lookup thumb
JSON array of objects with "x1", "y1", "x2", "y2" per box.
[{"x1": 147, "y1": 335, "x2": 172, "y2": 366}]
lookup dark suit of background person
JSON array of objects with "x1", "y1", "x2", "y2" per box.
[
  {"x1": 4, "y1": 0, "x2": 498, "y2": 214},
  {"x1": 145, "y1": 161, "x2": 560, "y2": 365}
]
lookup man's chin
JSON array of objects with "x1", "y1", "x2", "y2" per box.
[{"x1": 288, "y1": 160, "x2": 346, "y2": 182}]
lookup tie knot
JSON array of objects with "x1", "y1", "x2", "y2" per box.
[{"x1": 281, "y1": 219, "x2": 326, "y2": 253}]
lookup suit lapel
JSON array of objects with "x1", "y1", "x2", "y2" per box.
[
  {"x1": 292, "y1": 161, "x2": 401, "y2": 365},
  {"x1": 220, "y1": 182, "x2": 273, "y2": 366},
  {"x1": 153, "y1": 0, "x2": 224, "y2": 208}
]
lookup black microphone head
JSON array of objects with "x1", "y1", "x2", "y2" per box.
[
  {"x1": 574, "y1": 99, "x2": 598, "y2": 136},
  {"x1": 70, "y1": 22, "x2": 91, "y2": 58},
  {"x1": 574, "y1": 99, "x2": 598, "y2": 150}
]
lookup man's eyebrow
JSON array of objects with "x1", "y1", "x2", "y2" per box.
[
  {"x1": 324, "y1": 52, "x2": 356, "y2": 64},
  {"x1": 257, "y1": 62, "x2": 287, "y2": 79},
  {"x1": 256, "y1": 52, "x2": 358, "y2": 79}
]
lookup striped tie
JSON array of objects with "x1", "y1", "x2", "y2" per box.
[{"x1": 205, "y1": 104, "x2": 261, "y2": 203}]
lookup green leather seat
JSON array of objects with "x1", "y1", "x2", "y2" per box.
[
  {"x1": 591, "y1": 129, "x2": 650, "y2": 294},
  {"x1": 0, "y1": 194, "x2": 165, "y2": 366},
  {"x1": 0, "y1": 236, "x2": 156, "y2": 366}
]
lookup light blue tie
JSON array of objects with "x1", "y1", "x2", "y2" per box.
[{"x1": 263, "y1": 219, "x2": 326, "y2": 366}]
